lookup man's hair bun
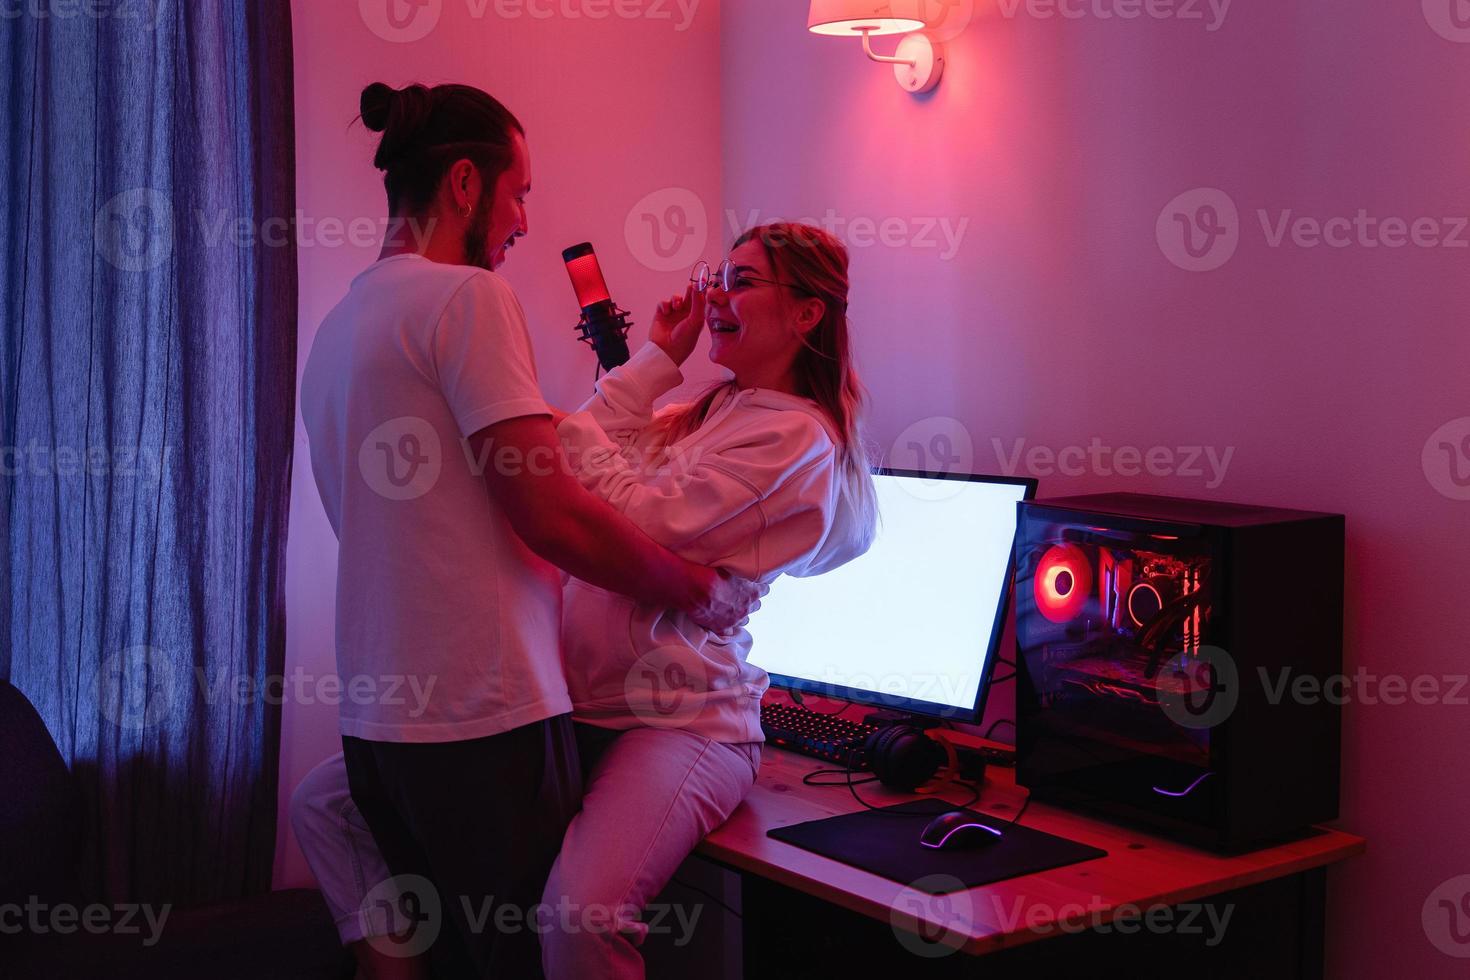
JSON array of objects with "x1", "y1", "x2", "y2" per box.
[
  {"x1": 359, "y1": 82, "x2": 396, "y2": 133},
  {"x1": 355, "y1": 81, "x2": 524, "y2": 214}
]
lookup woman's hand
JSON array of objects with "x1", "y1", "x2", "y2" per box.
[{"x1": 650, "y1": 285, "x2": 705, "y2": 368}]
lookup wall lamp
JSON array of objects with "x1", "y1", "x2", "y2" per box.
[{"x1": 807, "y1": 1, "x2": 944, "y2": 94}]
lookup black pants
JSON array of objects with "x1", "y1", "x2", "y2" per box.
[{"x1": 342, "y1": 715, "x2": 583, "y2": 979}]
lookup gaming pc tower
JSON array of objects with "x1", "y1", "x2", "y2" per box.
[{"x1": 1014, "y1": 493, "x2": 1345, "y2": 850}]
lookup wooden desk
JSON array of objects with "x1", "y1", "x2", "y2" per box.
[{"x1": 696, "y1": 742, "x2": 1364, "y2": 977}]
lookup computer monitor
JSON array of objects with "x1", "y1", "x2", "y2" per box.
[{"x1": 746, "y1": 469, "x2": 1037, "y2": 723}]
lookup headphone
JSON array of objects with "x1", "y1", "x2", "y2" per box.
[{"x1": 862, "y1": 724, "x2": 946, "y2": 791}]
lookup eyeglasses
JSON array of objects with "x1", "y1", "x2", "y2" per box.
[{"x1": 690, "y1": 259, "x2": 803, "y2": 294}]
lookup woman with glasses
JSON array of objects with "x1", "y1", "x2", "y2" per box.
[{"x1": 292, "y1": 221, "x2": 877, "y2": 980}]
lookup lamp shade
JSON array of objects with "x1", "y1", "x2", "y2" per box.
[{"x1": 807, "y1": 0, "x2": 925, "y2": 36}]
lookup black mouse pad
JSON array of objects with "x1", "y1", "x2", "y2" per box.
[{"x1": 767, "y1": 798, "x2": 1107, "y2": 893}]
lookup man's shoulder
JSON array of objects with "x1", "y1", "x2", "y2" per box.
[
  {"x1": 366, "y1": 256, "x2": 513, "y2": 302},
  {"x1": 442, "y1": 266, "x2": 517, "y2": 307},
  {"x1": 365, "y1": 261, "x2": 522, "y2": 336}
]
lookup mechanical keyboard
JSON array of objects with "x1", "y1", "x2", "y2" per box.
[{"x1": 759, "y1": 701, "x2": 881, "y2": 768}]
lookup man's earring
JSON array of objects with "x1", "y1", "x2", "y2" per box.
[{"x1": 459, "y1": 203, "x2": 471, "y2": 218}]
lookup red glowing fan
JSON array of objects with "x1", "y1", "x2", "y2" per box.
[{"x1": 1034, "y1": 543, "x2": 1092, "y2": 624}]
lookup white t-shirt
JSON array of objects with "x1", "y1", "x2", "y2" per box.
[{"x1": 300, "y1": 253, "x2": 569, "y2": 742}]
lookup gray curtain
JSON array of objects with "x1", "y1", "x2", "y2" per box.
[{"x1": 0, "y1": 0, "x2": 297, "y2": 905}]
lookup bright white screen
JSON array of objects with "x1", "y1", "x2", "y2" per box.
[{"x1": 746, "y1": 475, "x2": 1030, "y2": 716}]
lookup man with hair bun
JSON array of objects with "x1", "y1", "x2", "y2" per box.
[{"x1": 298, "y1": 81, "x2": 761, "y2": 978}]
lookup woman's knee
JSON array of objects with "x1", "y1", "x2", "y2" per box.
[{"x1": 540, "y1": 862, "x2": 642, "y2": 945}]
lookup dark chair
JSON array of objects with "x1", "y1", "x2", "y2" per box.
[{"x1": 0, "y1": 680, "x2": 354, "y2": 979}]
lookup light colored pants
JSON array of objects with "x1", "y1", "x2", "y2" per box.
[{"x1": 290, "y1": 726, "x2": 760, "y2": 979}]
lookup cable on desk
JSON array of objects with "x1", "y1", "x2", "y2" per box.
[
  {"x1": 801, "y1": 748, "x2": 984, "y2": 814},
  {"x1": 1007, "y1": 791, "x2": 1032, "y2": 828},
  {"x1": 982, "y1": 718, "x2": 1015, "y2": 740},
  {"x1": 797, "y1": 737, "x2": 1020, "y2": 823},
  {"x1": 801, "y1": 768, "x2": 880, "y2": 787}
]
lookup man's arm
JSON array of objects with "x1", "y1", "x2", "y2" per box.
[{"x1": 472, "y1": 414, "x2": 759, "y2": 633}]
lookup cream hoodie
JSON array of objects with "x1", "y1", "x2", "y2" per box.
[{"x1": 556, "y1": 343, "x2": 876, "y2": 743}]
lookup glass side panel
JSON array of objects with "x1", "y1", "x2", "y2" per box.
[{"x1": 1016, "y1": 518, "x2": 1220, "y2": 770}]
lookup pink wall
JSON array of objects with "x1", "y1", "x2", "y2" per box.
[
  {"x1": 280, "y1": 1, "x2": 1469, "y2": 974},
  {"x1": 276, "y1": 0, "x2": 725, "y2": 887},
  {"x1": 721, "y1": 1, "x2": 1470, "y2": 976}
]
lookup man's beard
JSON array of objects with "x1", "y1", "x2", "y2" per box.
[{"x1": 462, "y1": 193, "x2": 495, "y2": 271}]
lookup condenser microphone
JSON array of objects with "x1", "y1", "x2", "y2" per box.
[{"x1": 562, "y1": 242, "x2": 632, "y2": 373}]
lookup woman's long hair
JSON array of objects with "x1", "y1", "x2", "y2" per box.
[{"x1": 651, "y1": 222, "x2": 878, "y2": 538}]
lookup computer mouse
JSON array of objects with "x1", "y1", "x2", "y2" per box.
[{"x1": 919, "y1": 810, "x2": 1005, "y2": 850}]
